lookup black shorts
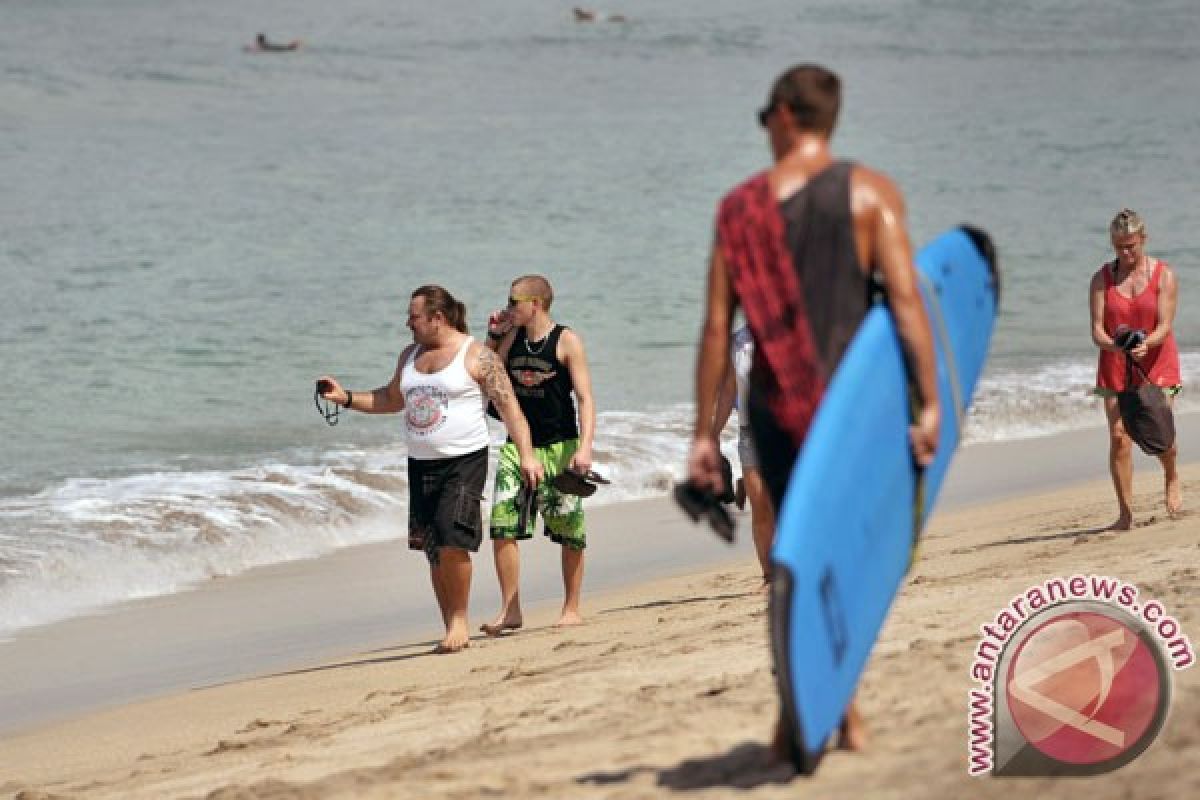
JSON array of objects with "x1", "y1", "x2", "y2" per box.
[
  {"x1": 407, "y1": 447, "x2": 488, "y2": 565},
  {"x1": 747, "y1": 389, "x2": 800, "y2": 511}
]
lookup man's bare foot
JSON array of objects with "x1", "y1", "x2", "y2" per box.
[
  {"x1": 1108, "y1": 513, "x2": 1133, "y2": 531},
  {"x1": 554, "y1": 610, "x2": 584, "y2": 627},
  {"x1": 434, "y1": 627, "x2": 471, "y2": 653},
  {"x1": 836, "y1": 705, "x2": 868, "y2": 751},
  {"x1": 1166, "y1": 475, "x2": 1183, "y2": 516},
  {"x1": 480, "y1": 612, "x2": 523, "y2": 637}
]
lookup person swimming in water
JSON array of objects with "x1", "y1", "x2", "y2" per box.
[
  {"x1": 572, "y1": 8, "x2": 628, "y2": 23},
  {"x1": 246, "y1": 33, "x2": 302, "y2": 53}
]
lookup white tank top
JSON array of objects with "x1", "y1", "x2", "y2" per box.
[{"x1": 400, "y1": 337, "x2": 490, "y2": 460}]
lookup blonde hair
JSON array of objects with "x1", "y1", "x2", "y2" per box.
[
  {"x1": 513, "y1": 274, "x2": 554, "y2": 311},
  {"x1": 1109, "y1": 208, "x2": 1146, "y2": 238}
]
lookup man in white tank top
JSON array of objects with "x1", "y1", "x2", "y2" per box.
[{"x1": 318, "y1": 285, "x2": 543, "y2": 654}]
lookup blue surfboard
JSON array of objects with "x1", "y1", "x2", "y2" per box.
[{"x1": 769, "y1": 226, "x2": 998, "y2": 773}]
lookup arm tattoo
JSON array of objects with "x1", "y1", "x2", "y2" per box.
[{"x1": 476, "y1": 348, "x2": 515, "y2": 407}]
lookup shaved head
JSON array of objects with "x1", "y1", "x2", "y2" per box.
[{"x1": 512, "y1": 274, "x2": 554, "y2": 310}]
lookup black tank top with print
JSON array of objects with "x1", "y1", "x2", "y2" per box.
[{"x1": 506, "y1": 324, "x2": 579, "y2": 447}]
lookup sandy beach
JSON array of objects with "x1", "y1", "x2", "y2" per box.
[
  {"x1": 2, "y1": 430, "x2": 1198, "y2": 799},
  {"x1": 8, "y1": 3, "x2": 1200, "y2": 797}
]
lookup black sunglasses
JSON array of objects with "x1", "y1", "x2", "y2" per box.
[
  {"x1": 757, "y1": 103, "x2": 775, "y2": 128},
  {"x1": 313, "y1": 379, "x2": 340, "y2": 426}
]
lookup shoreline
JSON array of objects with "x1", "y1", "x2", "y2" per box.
[
  {"x1": 0, "y1": 462, "x2": 1196, "y2": 798},
  {"x1": 3, "y1": 413, "x2": 1200, "y2": 740},
  {"x1": 0, "y1": 496, "x2": 757, "y2": 739}
]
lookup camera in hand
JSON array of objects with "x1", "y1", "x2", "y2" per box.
[
  {"x1": 1113, "y1": 327, "x2": 1146, "y2": 352},
  {"x1": 316, "y1": 378, "x2": 333, "y2": 394}
]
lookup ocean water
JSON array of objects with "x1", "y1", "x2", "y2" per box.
[{"x1": 2, "y1": 0, "x2": 1198, "y2": 636}]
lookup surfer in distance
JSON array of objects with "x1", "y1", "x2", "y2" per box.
[
  {"x1": 245, "y1": 33, "x2": 302, "y2": 53},
  {"x1": 573, "y1": 7, "x2": 628, "y2": 23}
]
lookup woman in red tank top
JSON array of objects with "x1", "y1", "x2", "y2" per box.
[{"x1": 1088, "y1": 209, "x2": 1182, "y2": 529}]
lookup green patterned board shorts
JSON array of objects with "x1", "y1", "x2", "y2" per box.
[{"x1": 490, "y1": 439, "x2": 586, "y2": 550}]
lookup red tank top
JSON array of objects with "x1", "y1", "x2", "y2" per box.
[{"x1": 1095, "y1": 259, "x2": 1181, "y2": 391}]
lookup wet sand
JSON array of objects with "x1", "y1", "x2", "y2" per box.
[{"x1": 1, "y1": 443, "x2": 1197, "y2": 799}]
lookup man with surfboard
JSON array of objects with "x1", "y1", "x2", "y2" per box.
[{"x1": 686, "y1": 64, "x2": 941, "y2": 759}]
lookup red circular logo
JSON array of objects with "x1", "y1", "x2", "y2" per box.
[{"x1": 1005, "y1": 610, "x2": 1164, "y2": 766}]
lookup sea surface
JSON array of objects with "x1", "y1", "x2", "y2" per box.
[{"x1": 2, "y1": 0, "x2": 1198, "y2": 636}]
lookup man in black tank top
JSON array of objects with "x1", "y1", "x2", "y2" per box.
[
  {"x1": 480, "y1": 274, "x2": 598, "y2": 634},
  {"x1": 686, "y1": 64, "x2": 941, "y2": 767}
]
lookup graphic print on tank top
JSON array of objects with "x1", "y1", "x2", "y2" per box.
[
  {"x1": 509, "y1": 325, "x2": 565, "y2": 402},
  {"x1": 405, "y1": 385, "x2": 449, "y2": 436},
  {"x1": 509, "y1": 354, "x2": 557, "y2": 398}
]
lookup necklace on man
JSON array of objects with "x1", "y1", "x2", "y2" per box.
[{"x1": 525, "y1": 326, "x2": 552, "y2": 356}]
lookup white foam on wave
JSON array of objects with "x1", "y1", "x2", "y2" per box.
[
  {"x1": 0, "y1": 458, "x2": 407, "y2": 638},
  {"x1": 586, "y1": 406, "x2": 695, "y2": 501},
  {"x1": 964, "y1": 352, "x2": 1200, "y2": 444},
  {"x1": 1, "y1": 356, "x2": 1194, "y2": 638},
  {"x1": 0, "y1": 411, "x2": 706, "y2": 638}
]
